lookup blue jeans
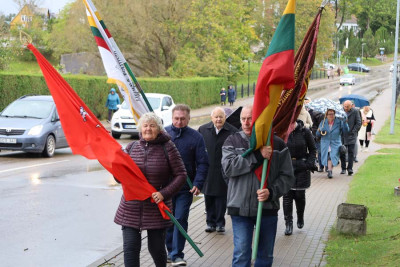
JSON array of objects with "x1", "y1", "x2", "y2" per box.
[
  {"x1": 166, "y1": 190, "x2": 193, "y2": 260},
  {"x1": 231, "y1": 215, "x2": 278, "y2": 267}
]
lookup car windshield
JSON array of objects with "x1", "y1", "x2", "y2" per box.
[
  {"x1": 1, "y1": 100, "x2": 54, "y2": 119},
  {"x1": 120, "y1": 97, "x2": 161, "y2": 111}
]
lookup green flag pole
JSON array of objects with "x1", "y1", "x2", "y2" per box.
[
  {"x1": 123, "y1": 62, "x2": 153, "y2": 112},
  {"x1": 186, "y1": 175, "x2": 193, "y2": 188},
  {"x1": 251, "y1": 127, "x2": 272, "y2": 261},
  {"x1": 165, "y1": 209, "x2": 204, "y2": 257}
]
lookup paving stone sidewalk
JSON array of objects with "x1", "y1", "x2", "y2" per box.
[{"x1": 90, "y1": 80, "x2": 393, "y2": 267}]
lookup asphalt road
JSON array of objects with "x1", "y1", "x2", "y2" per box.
[{"x1": 0, "y1": 63, "x2": 393, "y2": 266}]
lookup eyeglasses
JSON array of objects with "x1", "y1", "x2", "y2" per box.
[{"x1": 327, "y1": 113, "x2": 335, "y2": 115}]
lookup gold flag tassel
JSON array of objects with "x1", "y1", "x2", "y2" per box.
[{"x1": 20, "y1": 31, "x2": 32, "y2": 46}]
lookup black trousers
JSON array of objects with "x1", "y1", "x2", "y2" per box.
[
  {"x1": 122, "y1": 226, "x2": 167, "y2": 267},
  {"x1": 205, "y1": 194, "x2": 227, "y2": 227},
  {"x1": 340, "y1": 144, "x2": 355, "y2": 171},
  {"x1": 283, "y1": 190, "x2": 306, "y2": 222}
]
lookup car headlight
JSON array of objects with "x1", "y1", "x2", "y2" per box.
[{"x1": 28, "y1": 125, "x2": 43, "y2": 136}]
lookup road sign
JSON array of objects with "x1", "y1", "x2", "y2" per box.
[
  {"x1": 338, "y1": 50, "x2": 342, "y2": 56},
  {"x1": 356, "y1": 57, "x2": 360, "y2": 63}
]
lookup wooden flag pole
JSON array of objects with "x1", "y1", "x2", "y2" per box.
[{"x1": 252, "y1": 127, "x2": 272, "y2": 261}]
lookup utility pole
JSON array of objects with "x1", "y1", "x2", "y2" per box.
[{"x1": 390, "y1": 0, "x2": 400, "y2": 134}]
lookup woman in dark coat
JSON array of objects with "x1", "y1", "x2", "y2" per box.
[
  {"x1": 114, "y1": 112, "x2": 186, "y2": 267},
  {"x1": 283, "y1": 120, "x2": 317, "y2": 235},
  {"x1": 198, "y1": 107, "x2": 238, "y2": 232},
  {"x1": 227, "y1": 85, "x2": 236, "y2": 106},
  {"x1": 220, "y1": 88, "x2": 227, "y2": 105}
]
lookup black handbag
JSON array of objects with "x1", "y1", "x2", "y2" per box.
[{"x1": 339, "y1": 145, "x2": 347, "y2": 155}]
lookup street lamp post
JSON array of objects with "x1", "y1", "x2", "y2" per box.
[
  {"x1": 248, "y1": 58, "x2": 250, "y2": 91},
  {"x1": 361, "y1": 43, "x2": 366, "y2": 65}
]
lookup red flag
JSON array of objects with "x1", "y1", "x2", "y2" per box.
[{"x1": 27, "y1": 44, "x2": 171, "y2": 219}]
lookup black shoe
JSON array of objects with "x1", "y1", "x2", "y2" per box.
[
  {"x1": 354, "y1": 158, "x2": 359, "y2": 163},
  {"x1": 340, "y1": 169, "x2": 346, "y2": 174},
  {"x1": 327, "y1": 170, "x2": 333, "y2": 178},
  {"x1": 284, "y1": 221, "x2": 293, "y2": 235},
  {"x1": 348, "y1": 169, "x2": 353, "y2": 176},
  {"x1": 205, "y1": 226, "x2": 216, "y2": 233},
  {"x1": 297, "y1": 218, "x2": 304, "y2": 229},
  {"x1": 216, "y1": 226, "x2": 225, "y2": 233},
  {"x1": 317, "y1": 167, "x2": 323, "y2": 172}
]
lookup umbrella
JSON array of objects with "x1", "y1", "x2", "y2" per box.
[
  {"x1": 225, "y1": 106, "x2": 242, "y2": 130},
  {"x1": 339, "y1": 94, "x2": 369, "y2": 108},
  {"x1": 305, "y1": 98, "x2": 347, "y2": 119}
]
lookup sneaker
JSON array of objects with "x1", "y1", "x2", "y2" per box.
[
  {"x1": 167, "y1": 255, "x2": 172, "y2": 263},
  {"x1": 205, "y1": 226, "x2": 216, "y2": 233},
  {"x1": 348, "y1": 169, "x2": 354, "y2": 176},
  {"x1": 340, "y1": 169, "x2": 346, "y2": 174},
  {"x1": 172, "y1": 257, "x2": 187, "y2": 266},
  {"x1": 216, "y1": 226, "x2": 225, "y2": 233}
]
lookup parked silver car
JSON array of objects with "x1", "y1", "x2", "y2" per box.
[{"x1": 0, "y1": 95, "x2": 68, "y2": 157}]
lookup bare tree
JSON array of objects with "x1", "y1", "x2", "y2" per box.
[{"x1": 13, "y1": 0, "x2": 44, "y2": 10}]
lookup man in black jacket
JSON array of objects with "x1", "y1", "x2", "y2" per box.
[
  {"x1": 340, "y1": 100, "x2": 362, "y2": 175},
  {"x1": 198, "y1": 107, "x2": 238, "y2": 233}
]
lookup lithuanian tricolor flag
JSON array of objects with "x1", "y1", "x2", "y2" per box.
[
  {"x1": 83, "y1": 0, "x2": 152, "y2": 123},
  {"x1": 247, "y1": 0, "x2": 295, "y2": 154}
]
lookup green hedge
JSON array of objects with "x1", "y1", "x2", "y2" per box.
[{"x1": 0, "y1": 73, "x2": 226, "y2": 119}]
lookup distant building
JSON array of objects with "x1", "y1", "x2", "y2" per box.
[
  {"x1": 336, "y1": 15, "x2": 360, "y2": 35},
  {"x1": 10, "y1": 4, "x2": 51, "y2": 30}
]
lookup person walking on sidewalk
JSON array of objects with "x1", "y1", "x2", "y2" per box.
[
  {"x1": 105, "y1": 88, "x2": 120, "y2": 122},
  {"x1": 220, "y1": 87, "x2": 227, "y2": 106},
  {"x1": 317, "y1": 109, "x2": 349, "y2": 178},
  {"x1": 198, "y1": 107, "x2": 238, "y2": 234},
  {"x1": 165, "y1": 104, "x2": 209, "y2": 266},
  {"x1": 227, "y1": 85, "x2": 236, "y2": 106},
  {"x1": 340, "y1": 100, "x2": 361, "y2": 175},
  {"x1": 221, "y1": 105, "x2": 295, "y2": 267},
  {"x1": 114, "y1": 113, "x2": 187, "y2": 267},
  {"x1": 308, "y1": 109, "x2": 325, "y2": 172},
  {"x1": 283, "y1": 120, "x2": 316, "y2": 236},
  {"x1": 358, "y1": 106, "x2": 375, "y2": 152}
]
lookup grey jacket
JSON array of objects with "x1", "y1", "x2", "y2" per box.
[
  {"x1": 342, "y1": 108, "x2": 361, "y2": 145},
  {"x1": 221, "y1": 132, "x2": 295, "y2": 217}
]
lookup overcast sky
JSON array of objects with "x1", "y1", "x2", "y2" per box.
[{"x1": 0, "y1": 0, "x2": 73, "y2": 16}]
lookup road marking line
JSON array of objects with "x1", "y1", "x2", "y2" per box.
[{"x1": 0, "y1": 160, "x2": 70, "y2": 174}]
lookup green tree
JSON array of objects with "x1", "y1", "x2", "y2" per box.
[
  {"x1": 350, "y1": 0, "x2": 396, "y2": 35},
  {"x1": 363, "y1": 28, "x2": 377, "y2": 59},
  {"x1": 345, "y1": 32, "x2": 361, "y2": 58},
  {"x1": 47, "y1": 1, "x2": 94, "y2": 58},
  {"x1": 168, "y1": 0, "x2": 257, "y2": 82}
]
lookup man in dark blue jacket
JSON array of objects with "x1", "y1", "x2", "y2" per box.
[{"x1": 165, "y1": 104, "x2": 209, "y2": 266}]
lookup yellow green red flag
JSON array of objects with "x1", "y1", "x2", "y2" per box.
[{"x1": 244, "y1": 0, "x2": 295, "y2": 156}]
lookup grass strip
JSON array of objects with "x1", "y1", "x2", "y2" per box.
[
  {"x1": 374, "y1": 101, "x2": 400, "y2": 144},
  {"x1": 324, "y1": 148, "x2": 400, "y2": 266}
]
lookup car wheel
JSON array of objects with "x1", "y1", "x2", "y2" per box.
[
  {"x1": 42, "y1": 135, "x2": 56, "y2": 157},
  {"x1": 112, "y1": 132, "x2": 121, "y2": 139}
]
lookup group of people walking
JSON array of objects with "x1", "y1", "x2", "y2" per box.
[
  {"x1": 220, "y1": 85, "x2": 236, "y2": 106},
  {"x1": 111, "y1": 93, "x2": 375, "y2": 267}
]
